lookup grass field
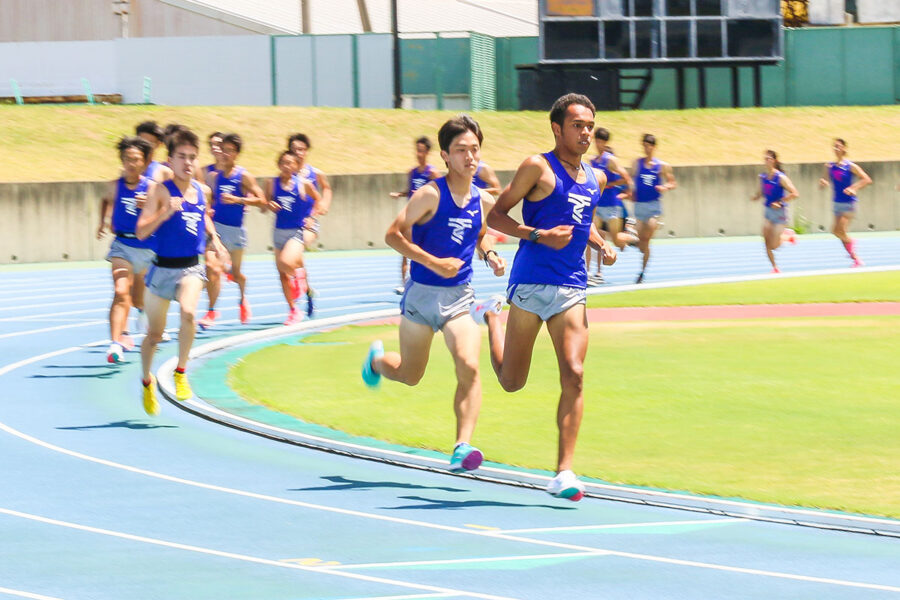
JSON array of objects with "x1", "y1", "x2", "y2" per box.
[
  {"x1": 2, "y1": 104, "x2": 898, "y2": 182},
  {"x1": 229, "y1": 274, "x2": 900, "y2": 517}
]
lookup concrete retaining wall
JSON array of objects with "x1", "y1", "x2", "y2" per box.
[{"x1": 1, "y1": 161, "x2": 898, "y2": 264}]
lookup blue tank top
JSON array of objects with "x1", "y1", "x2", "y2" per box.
[
  {"x1": 408, "y1": 165, "x2": 435, "y2": 198},
  {"x1": 144, "y1": 161, "x2": 162, "y2": 180},
  {"x1": 301, "y1": 164, "x2": 320, "y2": 191},
  {"x1": 473, "y1": 162, "x2": 490, "y2": 190},
  {"x1": 590, "y1": 152, "x2": 622, "y2": 208},
  {"x1": 829, "y1": 161, "x2": 855, "y2": 203},
  {"x1": 635, "y1": 158, "x2": 663, "y2": 203},
  {"x1": 155, "y1": 180, "x2": 206, "y2": 259},
  {"x1": 204, "y1": 164, "x2": 218, "y2": 176},
  {"x1": 273, "y1": 175, "x2": 314, "y2": 230},
  {"x1": 508, "y1": 152, "x2": 601, "y2": 290},
  {"x1": 760, "y1": 171, "x2": 785, "y2": 207},
  {"x1": 112, "y1": 176, "x2": 154, "y2": 249},
  {"x1": 211, "y1": 167, "x2": 246, "y2": 227},
  {"x1": 410, "y1": 177, "x2": 482, "y2": 287}
]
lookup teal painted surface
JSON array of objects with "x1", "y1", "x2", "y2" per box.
[
  {"x1": 789, "y1": 29, "x2": 845, "y2": 106},
  {"x1": 495, "y1": 37, "x2": 540, "y2": 110},
  {"x1": 843, "y1": 27, "x2": 894, "y2": 106},
  {"x1": 401, "y1": 37, "x2": 470, "y2": 96}
]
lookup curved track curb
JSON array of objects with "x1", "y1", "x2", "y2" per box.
[{"x1": 157, "y1": 304, "x2": 900, "y2": 538}]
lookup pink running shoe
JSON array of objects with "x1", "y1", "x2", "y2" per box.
[
  {"x1": 118, "y1": 333, "x2": 135, "y2": 351},
  {"x1": 239, "y1": 299, "x2": 252, "y2": 324},
  {"x1": 771, "y1": 267, "x2": 780, "y2": 274},
  {"x1": 198, "y1": 310, "x2": 220, "y2": 330},
  {"x1": 852, "y1": 258, "x2": 865, "y2": 268},
  {"x1": 283, "y1": 308, "x2": 303, "y2": 326}
]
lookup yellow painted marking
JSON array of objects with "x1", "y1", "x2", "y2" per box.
[
  {"x1": 464, "y1": 524, "x2": 500, "y2": 531},
  {"x1": 280, "y1": 557, "x2": 342, "y2": 567}
]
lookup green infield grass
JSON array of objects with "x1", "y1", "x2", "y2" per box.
[
  {"x1": 586, "y1": 271, "x2": 900, "y2": 307},
  {"x1": 231, "y1": 310, "x2": 900, "y2": 517},
  {"x1": 1, "y1": 104, "x2": 898, "y2": 182}
]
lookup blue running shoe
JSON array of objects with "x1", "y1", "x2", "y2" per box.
[
  {"x1": 449, "y1": 442, "x2": 484, "y2": 472},
  {"x1": 306, "y1": 288, "x2": 316, "y2": 317},
  {"x1": 361, "y1": 340, "x2": 384, "y2": 388}
]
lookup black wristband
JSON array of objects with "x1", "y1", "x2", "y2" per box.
[
  {"x1": 483, "y1": 249, "x2": 499, "y2": 266},
  {"x1": 528, "y1": 229, "x2": 542, "y2": 243}
]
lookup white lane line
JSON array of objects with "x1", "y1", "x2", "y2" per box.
[
  {"x1": 330, "y1": 551, "x2": 606, "y2": 571},
  {"x1": 0, "y1": 587, "x2": 63, "y2": 600},
  {"x1": 499, "y1": 517, "x2": 746, "y2": 534},
  {"x1": 1, "y1": 408, "x2": 899, "y2": 593},
  {"x1": 336, "y1": 594, "x2": 454, "y2": 600},
  {"x1": 0, "y1": 507, "x2": 515, "y2": 600}
]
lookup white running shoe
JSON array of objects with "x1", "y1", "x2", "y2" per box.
[
  {"x1": 160, "y1": 331, "x2": 171, "y2": 342},
  {"x1": 469, "y1": 295, "x2": 503, "y2": 324},
  {"x1": 107, "y1": 342, "x2": 124, "y2": 364},
  {"x1": 546, "y1": 470, "x2": 585, "y2": 501}
]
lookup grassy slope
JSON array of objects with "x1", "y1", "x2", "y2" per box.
[
  {"x1": 231, "y1": 316, "x2": 900, "y2": 517},
  {"x1": 1, "y1": 104, "x2": 898, "y2": 182}
]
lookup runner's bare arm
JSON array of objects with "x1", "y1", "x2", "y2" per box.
[
  {"x1": 96, "y1": 180, "x2": 116, "y2": 239},
  {"x1": 780, "y1": 173, "x2": 799, "y2": 202},
  {"x1": 239, "y1": 171, "x2": 268, "y2": 208},
  {"x1": 588, "y1": 222, "x2": 617, "y2": 265},
  {"x1": 607, "y1": 155, "x2": 634, "y2": 199},
  {"x1": 136, "y1": 180, "x2": 177, "y2": 240},
  {"x1": 265, "y1": 178, "x2": 280, "y2": 212},
  {"x1": 846, "y1": 162, "x2": 872, "y2": 196},
  {"x1": 657, "y1": 162, "x2": 677, "y2": 193},
  {"x1": 819, "y1": 163, "x2": 831, "y2": 189},
  {"x1": 475, "y1": 190, "x2": 505, "y2": 276},
  {"x1": 385, "y1": 183, "x2": 462, "y2": 279},
  {"x1": 315, "y1": 170, "x2": 333, "y2": 214},
  {"x1": 478, "y1": 162, "x2": 502, "y2": 196},
  {"x1": 488, "y1": 155, "x2": 572, "y2": 249}
]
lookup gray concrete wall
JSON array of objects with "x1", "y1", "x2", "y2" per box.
[{"x1": 1, "y1": 161, "x2": 898, "y2": 264}]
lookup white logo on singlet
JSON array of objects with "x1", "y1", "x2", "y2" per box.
[
  {"x1": 220, "y1": 183, "x2": 238, "y2": 196},
  {"x1": 466, "y1": 209, "x2": 479, "y2": 216},
  {"x1": 568, "y1": 192, "x2": 592, "y2": 222},
  {"x1": 448, "y1": 217, "x2": 473, "y2": 244},
  {"x1": 279, "y1": 195, "x2": 295, "y2": 212},
  {"x1": 122, "y1": 195, "x2": 138, "y2": 216},
  {"x1": 640, "y1": 173, "x2": 656, "y2": 186},
  {"x1": 182, "y1": 212, "x2": 202, "y2": 235}
]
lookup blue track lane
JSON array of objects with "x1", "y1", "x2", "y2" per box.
[{"x1": 0, "y1": 234, "x2": 898, "y2": 600}]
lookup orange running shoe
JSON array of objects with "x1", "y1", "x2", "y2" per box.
[
  {"x1": 198, "y1": 310, "x2": 220, "y2": 330},
  {"x1": 239, "y1": 299, "x2": 251, "y2": 324}
]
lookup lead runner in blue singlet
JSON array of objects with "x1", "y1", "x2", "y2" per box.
[
  {"x1": 480, "y1": 93, "x2": 617, "y2": 502},
  {"x1": 361, "y1": 115, "x2": 506, "y2": 474},
  {"x1": 136, "y1": 128, "x2": 226, "y2": 417},
  {"x1": 750, "y1": 149, "x2": 799, "y2": 273},
  {"x1": 818, "y1": 138, "x2": 872, "y2": 267},
  {"x1": 390, "y1": 136, "x2": 441, "y2": 294},
  {"x1": 96, "y1": 136, "x2": 157, "y2": 364}
]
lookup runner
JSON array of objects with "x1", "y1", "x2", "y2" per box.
[
  {"x1": 267, "y1": 151, "x2": 322, "y2": 324},
  {"x1": 204, "y1": 131, "x2": 224, "y2": 176},
  {"x1": 362, "y1": 115, "x2": 506, "y2": 473},
  {"x1": 472, "y1": 160, "x2": 501, "y2": 195},
  {"x1": 818, "y1": 138, "x2": 872, "y2": 267},
  {"x1": 479, "y1": 93, "x2": 617, "y2": 501},
  {"x1": 96, "y1": 136, "x2": 156, "y2": 364},
  {"x1": 136, "y1": 128, "x2": 225, "y2": 415},
  {"x1": 135, "y1": 121, "x2": 166, "y2": 181},
  {"x1": 631, "y1": 133, "x2": 676, "y2": 284},
  {"x1": 751, "y1": 150, "x2": 799, "y2": 273},
  {"x1": 586, "y1": 129, "x2": 635, "y2": 285},
  {"x1": 390, "y1": 136, "x2": 440, "y2": 294},
  {"x1": 288, "y1": 133, "x2": 333, "y2": 308},
  {"x1": 200, "y1": 132, "x2": 266, "y2": 328}
]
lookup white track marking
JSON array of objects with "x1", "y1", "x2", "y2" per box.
[
  {"x1": 0, "y1": 507, "x2": 515, "y2": 600},
  {"x1": 330, "y1": 551, "x2": 606, "y2": 570},
  {"x1": 499, "y1": 517, "x2": 746, "y2": 534},
  {"x1": 0, "y1": 587, "x2": 63, "y2": 600}
]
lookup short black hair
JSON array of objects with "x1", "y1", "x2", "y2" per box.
[
  {"x1": 642, "y1": 133, "x2": 657, "y2": 146},
  {"x1": 549, "y1": 93, "x2": 595, "y2": 127},
  {"x1": 166, "y1": 128, "x2": 199, "y2": 156},
  {"x1": 835, "y1": 138, "x2": 848, "y2": 146},
  {"x1": 415, "y1": 136, "x2": 432, "y2": 151},
  {"x1": 437, "y1": 115, "x2": 483, "y2": 153},
  {"x1": 278, "y1": 150, "x2": 299, "y2": 164},
  {"x1": 288, "y1": 133, "x2": 312, "y2": 150},
  {"x1": 117, "y1": 136, "x2": 153, "y2": 161},
  {"x1": 135, "y1": 120, "x2": 163, "y2": 141},
  {"x1": 164, "y1": 123, "x2": 186, "y2": 139},
  {"x1": 220, "y1": 132, "x2": 243, "y2": 154},
  {"x1": 594, "y1": 127, "x2": 610, "y2": 141},
  {"x1": 208, "y1": 131, "x2": 224, "y2": 142}
]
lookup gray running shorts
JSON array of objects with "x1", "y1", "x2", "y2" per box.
[
  {"x1": 106, "y1": 238, "x2": 155, "y2": 274},
  {"x1": 833, "y1": 201, "x2": 856, "y2": 216},
  {"x1": 634, "y1": 200, "x2": 663, "y2": 223},
  {"x1": 273, "y1": 227, "x2": 305, "y2": 251},
  {"x1": 145, "y1": 264, "x2": 207, "y2": 301},
  {"x1": 764, "y1": 205, "x2": 788, "y2": 225},
  {"x1": 400, "y1": 281, "x2": 475, "y2": 332},
  {"x1": 507, "y1": 283, "x2": 586, "y2": 322},
  {"x1": 596, "y1": 205, "x2": 623, "y2": 222},
  {"x1": 215, "y1": 223, "x2": 248, "y2": 252}
]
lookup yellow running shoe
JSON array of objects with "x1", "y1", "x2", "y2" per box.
[
  {"x1": 173, "y1": 370, "x2": 192, "y2": 401},
  {"x1": 142, "y1": 375, "x2": 159, "y2": 416}
]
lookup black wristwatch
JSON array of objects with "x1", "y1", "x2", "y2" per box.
[{"x1": 528, "y1": 228, "x2": 543, "y2": 243}]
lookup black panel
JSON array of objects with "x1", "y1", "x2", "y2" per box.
[
  {"x1": 727, "y1": 19, "x2": 776, "y2": 57},
  {"x1": 633, "y1": 0, "x2": 655, "y2": 16},
  {"x1": 696, "y1": 0, "x2": 723, "y2": 16},
  {"x1": 517, "y1": 66, "x2": 618, "y2": 111},
  {"x1": 604, "y1": 21, "x2": 630, "y2": 59},
  {"x1": 665, "y1": 20, "x2": 691, "y2": 58},
  {"x1": 696, "y1": 20, "x2": 722, "y2": 57},
  {"x1": 666, "y1": 0, "x2": 692, "y2": 16},
  {"x1": 634, "y1": 21, "x2": 660, "y2": 58},
  {"x1": 545, "y1": 21, "x2": 600, "y2": 60}
]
